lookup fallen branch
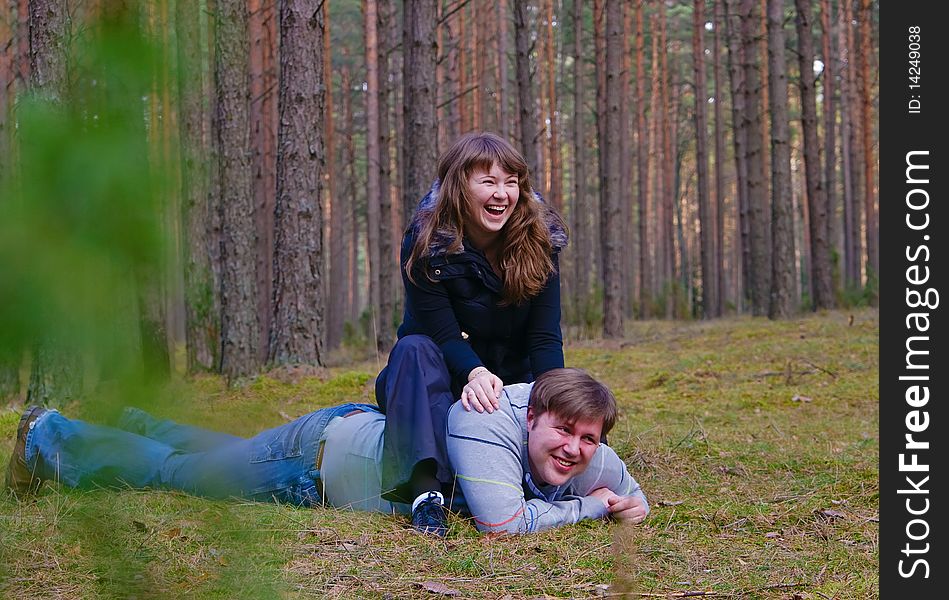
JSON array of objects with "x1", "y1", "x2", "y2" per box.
[
  {"x1": 800, "y1": 358, "x2": 839, "y2": 379},
  {"x1": 753, "y1": 369, "x2": 817, "y2": 379}
]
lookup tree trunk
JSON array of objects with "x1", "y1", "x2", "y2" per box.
[
  {"x1": 386, "y1": 0, "x2": 402, "y2": 237},
  {"x1": 377, "y1": 0, "x2": 396, "y2": 351},
  {"x1": 766, "y1": 0, "x2": 795, "y2": 319},
  {"x1": 794, "y1": 0, "x2": 833, "y2": 310},
  {"x1": 635, "y1": 0, "x2": 650, "y2": 318},
  {"x1": 571, "y1": 0, "x2": 588, "y2": 317},
  {"x1": 1, "y1": 0, "x2": 19, "y2": 387},
  {"x1": 139, "y1": 0, "x2": 175, "y2": 369},
  {"x1": 724, "y1": 0, "x2": 750, "y2": 311},
  {"x1": 249, "y1": 0, "x2": 278, "y2": 363},
  {"x1": 819, "y1": 0, "x2": 838, "y2": 295},
  {"x1": 544, "y1": 0, "x2": 561, "y2": 212},
  {"x1": 758, "y1": 0, "x2": 770, "y2": 189},
  {"x1": 458, "y1": 5, "x2": 468, "y2": 133},
  {"x1": 402, "y1": 0, "x2": 438, "y2": 223},
  {"x1": 270, "y1": 0, "x2": 326, "y2": 366},
  {"x1": 28, "y1": 0, "x2": 67, "y2": 101},
  {"x1": 217, "y1": 0, "x2": 259, "y2": 379},
  {"x1": 796, "y1": 136, "x2": 809, "y2": 302},
  {"x1": 670, "y1": 79, "x2": 690, "y2": 316},
  {"x1": 513, "y1": 0, "x2": 539, "y2": 180},
  {"x1": 459, "y1": 5, "x2": 468, "y2": 135},
  {"x1": 440, "y1": 4, "x2": 459, "y2": 150},
  {"x1": 648, "y1": 11, "x2": 662, "y2": 305},
  {"x1": 27, "y1": 0, "x2": 83, "y2": 405},
  {"x1": 858, "y1": 0, "x2": 876, "y2": 294},
  {"x1": 480, "y1": 3, "x2": 496, "y2": 133},
  {"x1": 435, "y1": 1, "x2": 445, "y2": 151},
  {"x1": 380, "y1": 0, "x2": 400, "y2": 318},
  {"x1": 601, "y1": 0, "x2": 623, "y2": 338},
  {"x1": 326, "y1": 0, "x2": 345, "y2": 351},
  {"x1": 1, "y1": 0, "x2": 13, "y2": 179},
  {"x1": 845, "y1": 0, "x2": 864, "y2": 289},
  {"x1": 401, "y1": 0, "x2": 437, "y2": 338},
  {"x1": 837, "y1": 0, "x2": 856, "y2": 289},
  {"x1": 388, "y1": 3, "x2": 403, "y2": 252},
  {"x1": 402, "y1": 0, "x2": 437, "y2": 225},
  {"x1": 536, "y1": 5, "x2": 548, "y2": 197},
  {"x1": 0, "y1": 350, "x2": 18, "y2": 400},
  {"x1": 28, "y1": 342, "x2": 82, "y2": 406},
  {"x1": 341, "y1": 58, "x2": 361, "y2": 325},
  {"x1": 713, "y1": 0, "x2": 727, "y2": 313},
  {"x1": 364, "y1": 0, "x2": 382, "y2": 347},
  {"x1": 659, "y1": 2, "x2": 675, "y2": 317},
  {"x1": 693, "y1": 0, "x2": 716, "y2": 319},
  {"x1": 157, "y1": 0, "x2": 177, "y2": 379},
  {"x1": 1, "y1": 0, "x2": 18, "y2": 399},
  {"x1": 673, "y1": 144, "x2": 690, "y2": 316},
  {"x1": 593, "y1": 0, "x2": 606, "y2": 283},
  {"x1": 497, "y1": 0, "x2": 509, "y2": 139},
  {"x1": 620, "y1": 2, "x2": 632, "y2": 316},
  {"x1": 137, "y1": 269, "x2": 170, "y2": 381},
  {"x1": 15, "y1": 0, "x2": 29, "y2": 88},
  {"x1": 177, "y1": 0, "x2": 218, "y2": 371},
  {"x1": 471, "y1": 2, "x2": 482, "y2": 131},
  {"x1": 740, "y1": 0, "x2": 770, "y2": 316}
]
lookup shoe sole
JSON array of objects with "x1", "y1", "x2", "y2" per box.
[{"x1": 5, "y1": 406, "x2": 47, "y2": 495}]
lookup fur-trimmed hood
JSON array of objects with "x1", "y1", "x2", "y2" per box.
[{"x1": 408, "y1": 179, "x2": 569, "y2": 257}]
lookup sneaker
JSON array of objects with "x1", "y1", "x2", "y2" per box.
[
  {"x1": 5, "y1": 406, "x2": 48, "y2": 496},
  {"x1": 411, "y1": 491, "x2": 448, "y2": 537}
]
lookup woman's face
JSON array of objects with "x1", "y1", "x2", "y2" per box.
[{"x1": 464, "y1": 162, "x2": 520, "y2": 248}]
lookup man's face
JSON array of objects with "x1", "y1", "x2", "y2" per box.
[{"x1": 526, "y1": 408, "x2": 604, "y2": 487}]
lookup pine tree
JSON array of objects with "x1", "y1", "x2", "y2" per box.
[
  {"x1": 26, "y1": 0, "x2": 83, "y2": 405},
  {"x1": 795, "y1": 0, "x2": 834, "y2": 310},
  {"x1": 602, "y1": 0, "x2": 624, "y2": 337},
  {"x1": 217, "y1": 0, "x2": 259, "y2": 379},
  {"x1": 177, "y1": 0, "x2": 219, "y2": 370},
  {"x1": 766, "y1": 0, "x2": 796, "y2": 318},
  {"x1": 270, "y1": 0, "x2": 327, "y2": 366},
  {"x1": 693, "y1": 0, "x2": 718, "y2": 318}
]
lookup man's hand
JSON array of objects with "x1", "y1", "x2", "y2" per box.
[
  {"x1": 461, "y1": 367, "x2": 503, "y2": 413},
  {"x1": 589, "y1": 487, "x2": 648, "y2": 524}
]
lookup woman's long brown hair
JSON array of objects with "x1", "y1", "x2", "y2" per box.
[{"x1": 405, "y1": 132, "x2": 566, "y2": 305}]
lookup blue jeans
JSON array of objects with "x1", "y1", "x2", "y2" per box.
[{"x1": 25, "y1": 402, "x2": 377, "y2": 506}]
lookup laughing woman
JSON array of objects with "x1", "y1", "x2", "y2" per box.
[{"x1": 374, "y1": 132, "x2": 567, "y2": 535}]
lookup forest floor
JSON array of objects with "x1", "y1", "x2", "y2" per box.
[{"x1": 0, "y1": 309, "x2": 879, "y2": 599}]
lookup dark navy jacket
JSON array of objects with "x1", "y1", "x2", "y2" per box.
[{"x1": 396, "y1": 182, "x2": 567, "y2": 391}]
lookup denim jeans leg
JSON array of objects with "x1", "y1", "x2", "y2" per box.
[
  {"x1": 28, "y1": 411, "x2": 183, "y2": 490},
  {"x1": 28, "y1": 403, "x2": 377, "y2": 506},
  {"x1": 117, "y1": 407, "x2": 243, "y2": 451},
  {"x1": 159, "y1": 402, "x2": 378, "y2": 505}
]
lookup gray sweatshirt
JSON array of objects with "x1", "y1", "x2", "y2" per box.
[{"x1": 445, "y1": 382, "x2": 648, "y2": 534}]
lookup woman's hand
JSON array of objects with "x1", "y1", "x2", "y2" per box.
[
  {"x1": 589, "y1": 487, "x2": 648, "y2": 524},
  {"x1": 461, "y1": 367, "x2": 503, "y2": 413}
]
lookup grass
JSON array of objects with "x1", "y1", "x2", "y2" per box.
[{"x1": 0, "y1": 309, "x2": 879, "y2": 598}]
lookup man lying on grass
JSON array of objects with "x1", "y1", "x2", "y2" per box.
[{"x1": 6, "y1": 368, "x2": 648, "y2": 535}]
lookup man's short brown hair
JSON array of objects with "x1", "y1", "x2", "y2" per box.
[{"x1": 528, "y1": 368, "x2": 618, "y2": 435}]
